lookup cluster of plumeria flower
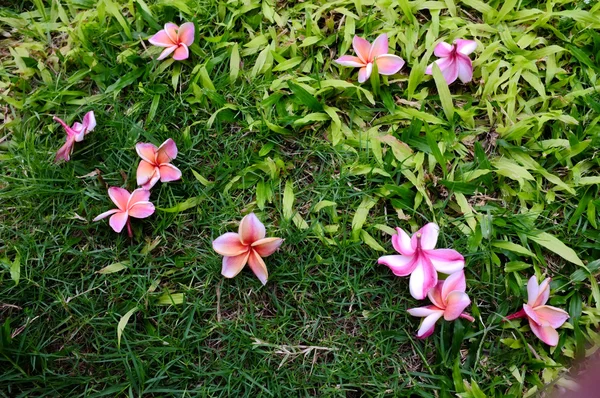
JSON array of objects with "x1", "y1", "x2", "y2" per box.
[
  {"x1": 335, "y1": 34, "x2": 477, "y2": 85},
  {"x1": 378, "y1": 224, "x2": 569, "y2": 345},
  {"x1": 52, "y1": 21, "x2": 284, "y2": 285},
  {"x1": 53, "y1": 22, "x2": 569, "y2": 341},
  {"x1": 53, "y1": 111, "x2": 182, "y2": 237}
]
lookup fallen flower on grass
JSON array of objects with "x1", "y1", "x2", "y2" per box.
[
  {"x1": 93, "y1": 188, "x2": 155, "y2": 237},
  {"x1": 335, "y1": 34, "x2": 405, "y2": 83},
  {"x1": 505, "y1": 275, "x2": 570, "y2": 346},
  {"x1": 378, "y1": 223, "x2": 465, "y2": 299},
  {"x1": 212, "y1": 213, "x2": 283, "y2": 285},
  {"x1": 53, "y1": 111, "x2": 96, "y2": 162},
  {"x1": 407, "y1": 271, "x2": 475, "y2": 338},
  {"x1": 149, "y1": 22, "x2": 195, "y2": 61},
  {"x1": 425, "y1": 39, "x2": 477, "y2": 84},
  {"x1": 135, "y1": 138, "x2": 182, "y2": 189}
]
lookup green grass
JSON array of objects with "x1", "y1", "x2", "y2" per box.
[{"x1": 1, "y1": 0, "x2": 600, "y2": 396}]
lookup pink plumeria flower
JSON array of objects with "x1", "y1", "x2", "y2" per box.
[
  {"x1": 505, "y1": 275, "x2": 570, "y2": 346},
  {"x1": 407, "y1": 271, "x2": 475, "y2": 338},
  {"x1": 378, "y1": 223, "x2": 465, "y2": 300},
  {"x1": 53, "y1": 111, "x2": 96, "y2": 162},
  {"x1": 149, "y1": 22, "x2": 195, "y2": 61},
  {"x1": 135, "y1": 138, "x2": 182, "y2": 189},
  {"x1": 335, "y1": 34, "x2": 405, "y2": 83},
  {"x1": 212, "y1": 213, "x2": 283, "y2": 285},
  {"x1": 425, "y1": 39, "x2": 477, "y2": 85},
  {"x1": 93, "y1": 187, "x2": 155, "y2": 237}
]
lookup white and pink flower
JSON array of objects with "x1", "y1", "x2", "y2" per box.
[{"x1": 378, "y1": 223, "x2": 465, "y2": 300}]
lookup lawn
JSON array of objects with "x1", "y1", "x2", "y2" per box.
[{"x1": 1, "y1": 0, "x2": 599, "y2": 396}]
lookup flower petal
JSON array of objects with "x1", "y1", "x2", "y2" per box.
[
  {"x1": 440, "y1": 58, "x2": 459, "y2": 84},
  {"x1": 158, "y1": 164, "x2": 182, "y2": 183},
  {"x1": 137, "y1": 160, "x2": 158, "y2": 187},
  {"x1": 53, "y1": 116, "x2": 75, "y2": 136},
  {"x1": 535, "y1": 305, "x2": 569, "y2": 328},
  {"x1": 128, "y1": 201, "x2": 155, "y2": 219},
  {"x1": 213, "y1": 233, "x2": 248, "y2": 256},
  {"x1": 454, "y1": 39, "x2": 477, "y2": 56},
  {"x1": 128, "y1": 188, "x2": 151, "y2": 207},
  {"x1": 82, "y1": 111, "x2": 96, "y2": 133},
  {"x1": 248, "y1": 250, "x2": 269, "y2": 285},
  {"x1": 529, "y1": 320, "x2": 559, "y2": 346},
  {"x1": 417, "y1": 223, "x2": 439, "y2": 250},
  {"x1": 534, "y1": 277, "x2": 551, "y2": 307},
  {"x1": 427, "y1": 281, "x2": 445, "y2": 308},
  {"x1": 407, "y1": 305, "x2": 443, "y2": 318},
  {"x1": 377, "y1": 255, "x2": 417, "y2": 276},
  {"x1": 409, "y1": 257, "x2": 437, "y2": 300},
  {"x1": 434, "y1": 42, "x2": 453, "y2": 57},
  {"x1": 524, "y1": 304, "x2": 542, "y2": 326},
  {"x1": 459, "y1": 313, "x2": 475, "y2": 322},
  {"x1": 93, "y1": 209, "x2": 120, "y2": 221},
  {"x1": 108, "y1": 187, "x2": 130, "y2": 211},
  {"x1": 136, "y1": 143, "x2": 158, "y2": 163},
  {"x1": 392, "y1": 227, "x2": 415, "y2": 256},
  {"x1": 352, "y1": 36, "x2": 371, "y2": 64},
  {"x1": 358, "y1": 63, "x2": 372, "y2": 83},
  {"x1": 177, "y1": 22, "x2": 195, "y2": 46},
  {"x1": 143, "y1": 171, "x2": 161, "y2": 190},
  {"x1": 335, "y1": 55, "x2": 365, "y2": 68},
  {"x1": 526, "y1": 275, "x2": 539, "y2": 306},
  {"x1": 417, "y1": 312, "x2": 444, "y2": 338},
  {"x1": 72, "y1": 122, "x2": 85, "y2": 142},
  {"x1": 238, "y1": 213, "x2": 266, "y2": 245},
  {"x1": 149, "y1": 29, "x2": 176, "y2": 47},
  {"x1": 426, "y1": 248, "x2": 465, "y2": 275},
  {"x1": 156, "y1": 138, "x2": 178, "y2": 164},
  {"x1": 441, "y1": 270, "x2": 467, "y2": 302},
  {"x1": 456, "y1": 54, "x2": 473, "y2": 83},
  {"x1": 164, "y1": 23, "x2": 179, "y2": 43},
  {"x1": 374, "y1": 54, "x2": 405, "y2": 75},
  {"x1": 157, "y1": 46, "x2": 177, "y2": 60},
  {"x1": 173, "y1": 44, "x2": 189, "y2": 61},
  {"x1": 222, "y1": 252, "x2": 250, "y2": 278},
  {"x1": 252, "y1": 237, "x2": 283, "y2": 257},
  {"x1": 444, "y1": 291, "x2": 471, "y2": 321},
  {"x1": 369, "y1": 34, "x2": 389, "y2": 60},
  {"x1": 55, "y1": 137, "x2": 75, "y2": 162},
  {"x1": 109, "y1": 211, "x2": 129, "y2": 233}
]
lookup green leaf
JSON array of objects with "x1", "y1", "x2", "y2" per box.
[
  {"x1": 282, "y1": 180, "x2": 294, "y2": 221},
  {"x1": 293, "y1": 112, "x2": 330, "y2": 126},
  {"x1": 273, "y1": 56, "x2": 303, "y2": 72},
  {"x1": 192, "y1": 170, "x2": 212, "y2": 186},
  {"x1": 198, "y1": 66, "x2": 215, "y2": 91},
  {"x1": 491, "y1": 158, "x2": 535, "y2": 184},
  {"x1": 288, "y1": 81, "x2": 323, "y2": 111},
  {"x1": 251, "y1": 45, "x2": 270, "y2": 78},
  {"x1": 431, "y1": 63, "x2": 454, "y2": 121},
  {"x1": 156, "y1": 292, "x2": 184, "y2": 306},
  {"x1": 97, "y1": 261, "x2": 129, "y2": 274},
  {"x1": 492, "y1": 241, "x2": 536, "y2": 257},
  {"x1": 313, "y1": 200, "x2": 336, "y2": 212},
  {"x1": 361, "y1": 230, "x2": 386, "y2": 252},
  {"x1": 117, "y1": 307, "x2": 138, "y2": 348},
  {"x1": 103, "y1": 0, "x2": 132, "y2": 39},
  {"x1": 455, "y1": 193, "x2": 476, "y2": 232},
  {"x1": 10, "y1": 253, "x2": 20, "y2": 286},
  {"x1": 230, "y1": 43, "x2": 240, "y2": 83},
  {"x1": 529, "y1": 232, "x2": 584, "y2": 266},
  {"x1": 352, "y1": 197, "x2": 377, "y2": 240},
  {"x1": 158, "y1": 197, "x2": 202, "y2": 213},
  {"x1": 504, "y1": 261, "x2": 532, "y2": 273}
]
